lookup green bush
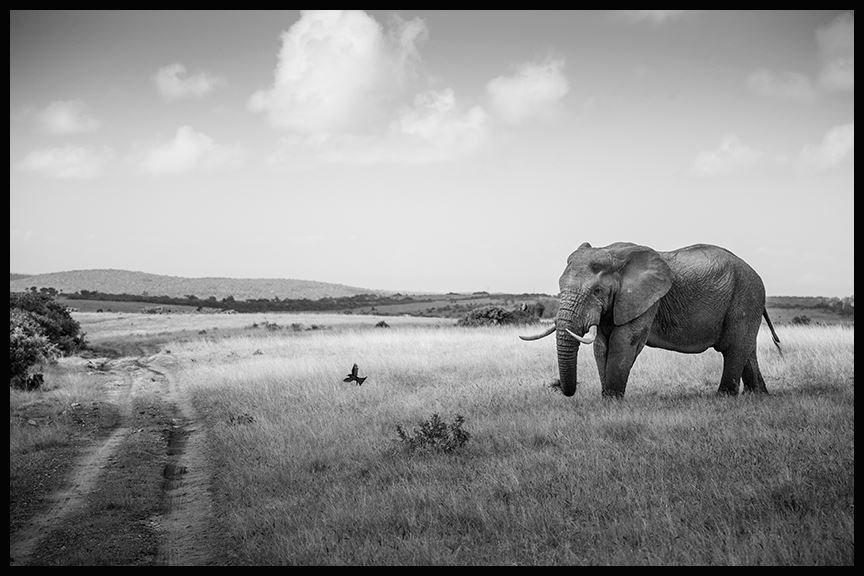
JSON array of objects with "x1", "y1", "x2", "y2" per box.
[
  {"x1": 9, "y1": 292, "x2": 85, "y2": 354},
  {"x1": 10, "y1": 308, "x2": 58, "y2": 388}
]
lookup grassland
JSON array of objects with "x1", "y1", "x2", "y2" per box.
[
  {"x1": 11, "y1": 313, "x2": 854, "y2": 564},
  {"x1": 156, "y1": 318, "x2": 856, "y2": 564}
]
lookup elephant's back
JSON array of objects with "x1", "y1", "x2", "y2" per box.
[
  {"x1": 660, "y1": 243, "x2": 766, "y2": 315},
  {"x1": 662, "y1": 244, "x2": 761, "y2": 281}
]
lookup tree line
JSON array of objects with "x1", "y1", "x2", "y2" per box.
[{"x1": 63, "y1": 289, "x2": 419, "y2": 313}]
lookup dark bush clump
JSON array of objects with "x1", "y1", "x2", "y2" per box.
[
  {"x1": 792, "y1": 315, "x2": 812, "y2": 326},
  {"x1": 9, "y1": 292, "x2": 85, "y2": 354},
  {"x1": 10, "y1": 308, "x2": 58, "y2": 388},
  {"x1": 457, "y1": 305, "x2": 538, "y2": 327},
  {"x1": 396, "y1": 413, "x2": 470, "y2": 453}
]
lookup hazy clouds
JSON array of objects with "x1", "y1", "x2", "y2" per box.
[
  {"x1": 691, "y1": 135, "x2": 763, "y2": 177},
  {"x1": 486, "y1": 58, "x2": 569, "y2": 124},
  {"x1": 19, "y1": 145, "x2": 112, "y2": 179},
  {"x1": 154, "y1": 63, "x2": 226, "y2": 101},
  {"x1": 140, "y1": 126, "x2": 242, "y2": 174},
  {"x1": 34, "y1": 100, "x2": 101, "y2": 134}
]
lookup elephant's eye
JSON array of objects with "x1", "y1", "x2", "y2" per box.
[{"x1": 593, "y1": 286, "x2": 603, "y2": 297}]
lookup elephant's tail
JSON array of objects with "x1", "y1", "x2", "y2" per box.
[{"x1": 762, "y1": 309, "x2": 783, "y2": 356}]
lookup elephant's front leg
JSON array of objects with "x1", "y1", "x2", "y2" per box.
[
  {"x1": 593, "y1": 327, "x2": 609, "y2": 391},
  {"x1": 603, "y1": 304, "x2": 658, "y2": 397}
]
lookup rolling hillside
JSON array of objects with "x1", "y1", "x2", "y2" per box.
[{"x1": 9, "y1": 269, "x2": 383, "y2": 301}]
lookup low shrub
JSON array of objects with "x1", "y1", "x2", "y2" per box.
[
  {"x1": 9, "y1": 291, "x2": 85, "y2": 354},
  {"x1": 10, "y1": 309, "x2": 58, "y2": 388},
  {"x1": 396, "y1": 413, "x2": 470, "y2": 453},
  {"x1": 457, "y1": 305, "x2": 539, "y2": 327}
]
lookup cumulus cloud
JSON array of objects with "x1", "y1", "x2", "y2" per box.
[
  {"x1": 746, "y1": 68, "x2": 814, "y2": 101},
  {"x1": 615, "y1": 10, "x2": 685, "y2": 24},
  {"x1": 140, "y1": 126, "x2": 241, "y2": 174},
  {"x1": 799, "y1": 123, "x2": 854, "y2": 171},
  {"x1": 35, "y1": 100, "x2": 101, "y2": 134},
  {"x1": 270, "y1": 89, "x2": 488, "y2": 166},
  {"x1": 18, "y1": 145, "x2": 112, "y2": 179},
  {"x1": 486, "y1": 58, "x2": 569, "y2": 125},
  {"x1": 249, "y1": 10, "x2": 427, "y2": 134},
  {"x1": 154, "y1": 63, "x2": 225, "y2": 101},
  {"x1": 691, "y1": 134, "x2": 763, "y2": 176},
  {"x1": 816, "y1": 12, "x2": 854, "y2": 91}
]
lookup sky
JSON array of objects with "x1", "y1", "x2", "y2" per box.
[{"x1": 10, "y1": 10, "x2": 854, "y2": 296}]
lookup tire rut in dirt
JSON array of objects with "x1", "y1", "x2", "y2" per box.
[
  {"x1": 152, "y1": 367, "x2": 217, "y2": 566},
  {"x1": 9, "y1": 424, "x2": 131, "y2": 565},
  {"x1": 10, "y1": 358, "x2": 154, "y2": 565}
]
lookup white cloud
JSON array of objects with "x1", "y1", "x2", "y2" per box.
[
  {"x1": 18, "y1": 145, "x2": 112, "y2": 179},
  {"x1": 249, "y1": 10, "x2": 427, "y2": 134},
  {"x1": 486, "y1": 58, "x2": 569, "y2": 125},
  {"x1": 816, "y1": 12, "x2": 854, "y2": 91},
  {"x1": 140, "y1": 126, "x2": 241, "y2": 174},
  {"x1": 270, "y1": 89, "x2": 488, "y2": 166},
  {"x1": 799, "y1": 123, "x2": 854, "y2": 171},
  {"x1": 691, "y1": 134, "x2": 762, "y2": 176},
  {"x1": 615, "y1": 10, "x2": 685, "y2": 24},
  {"x1": 746, "y1": 68, "x2": 814, "y2": 101},
  {"x1": 35, "y1": 100, "x2": 101, "y2": 134},
  {"x1": 154, "y1": 63, "x2": 225, "y2": 101}
]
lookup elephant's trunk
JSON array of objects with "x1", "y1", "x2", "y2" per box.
[
  {"x1": 556, "y1": 328, "x2": 580, "y2": 397},
  {"x1": 555, "y1": 290, "x2": 589, "y2": 397}
]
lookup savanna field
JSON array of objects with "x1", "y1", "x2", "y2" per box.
[{"x1": 11, "y1": 313, "x2": 854, "y2": 565}]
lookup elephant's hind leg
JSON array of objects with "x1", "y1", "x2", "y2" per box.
[
  {"x1": 717, "y1": 350, "x2": 746, "y2": 395},
  {"x1": 742, "y1": 350, "x2": 768, "y2": 394}
]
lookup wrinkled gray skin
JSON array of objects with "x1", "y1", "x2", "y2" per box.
[{"x1": 529, "y1": 242, "x2": 781, "y2": 398}]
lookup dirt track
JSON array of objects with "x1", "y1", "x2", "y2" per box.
[{"x1": 9, "y1": 355, "x2": 216, "y2": 566}]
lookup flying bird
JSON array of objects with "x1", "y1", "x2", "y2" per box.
[{"x1": 343, "y1": 363, "x2": 367, "y2": 386}]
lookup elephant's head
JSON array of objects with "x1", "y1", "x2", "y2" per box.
[{"x1": 521, "y1": 242, "x2": 673, "y2": 397}]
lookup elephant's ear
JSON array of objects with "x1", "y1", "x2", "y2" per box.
[{"x1": 613, "y1": 247, "x2": 673, "y2": 325}]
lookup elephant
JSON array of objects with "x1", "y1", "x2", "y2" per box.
[{"x1": 520, "y1": 242, "x2": 781, "y2": 398}]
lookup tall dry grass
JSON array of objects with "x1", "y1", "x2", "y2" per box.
[{"x1": 167, "y1": 322, "x2": 853, "y2": 564}]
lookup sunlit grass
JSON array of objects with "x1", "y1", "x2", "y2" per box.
[{"x1": 168, "y1": 322, "x2": 853, "y2": 564}]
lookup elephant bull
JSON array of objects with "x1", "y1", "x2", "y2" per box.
[{"x1": 521, "y1": 242, "x2": 781, "y2": 397}]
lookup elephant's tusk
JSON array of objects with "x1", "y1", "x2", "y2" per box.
[
  {"x1": 565, "y1": 325, "x2": 597, "y2": 344},
  {"x1": 518, "y1": 324, "x2": 557, "y2": 341}
]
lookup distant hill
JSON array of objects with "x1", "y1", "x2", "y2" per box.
[
  {"x1": 9, "y1": 269, "x2": 383, "y2": 301},
  {"x1": 10, "y1": 273, "x2": 33, "y2": 281}
]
